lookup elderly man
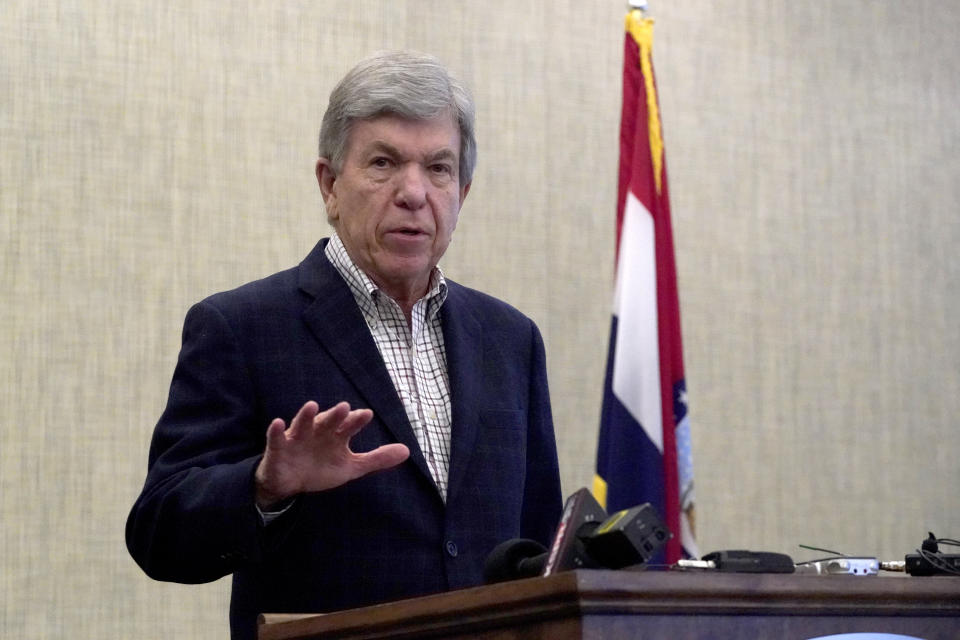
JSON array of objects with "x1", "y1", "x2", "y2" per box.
[{"x1": 126, "y1": 51, "x2": 562, "y2": 640}]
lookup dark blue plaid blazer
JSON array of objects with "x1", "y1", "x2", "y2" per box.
[{"x1": 126, "y1": 238, "x2": 562, "y2": 640}]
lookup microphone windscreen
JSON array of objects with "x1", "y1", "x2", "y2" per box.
[{"x1": 483, "y1": 538, "x2": 547, "y2": 584}]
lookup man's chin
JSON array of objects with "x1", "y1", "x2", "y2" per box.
[{"x1": 367, "y1": 257, "x2": 436, "y2": 296}]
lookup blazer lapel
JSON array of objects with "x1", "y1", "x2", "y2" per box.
[
  {"x1": 296, "y1": 240, "x2": 435, "y2": 486},
  {"x1": 442, "y1": 283, "x2": 483, "y2": 502}
]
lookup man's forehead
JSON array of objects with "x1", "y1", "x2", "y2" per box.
[{"x1": 347, "y1": 113, "x2": 461, "y2": 153}]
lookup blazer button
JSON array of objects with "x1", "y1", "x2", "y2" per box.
[{"x1": 445, "y1": 540, "x2": 458, "y2": 557}]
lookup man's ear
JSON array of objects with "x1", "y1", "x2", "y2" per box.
[
  {"x1": 459, "y1": 181, "x2": 472, "y2": 208},
  {"x1": 316, "y1": 158, "x2": 337, "y2": 205}
]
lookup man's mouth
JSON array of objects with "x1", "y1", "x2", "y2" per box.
[{"x1": 390, "y1": 227, "x2": 427, "y2": 237}]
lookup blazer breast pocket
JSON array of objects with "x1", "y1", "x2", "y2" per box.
[
  {"x1": 479, "y1": 409, "x2": 524, "y2": 431},
  {"x1": 478, "y1": 409, "x2": 526, "y2": 460}
]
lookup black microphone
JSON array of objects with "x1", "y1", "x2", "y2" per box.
[
  {"x1": 483, "y1": 538, "x2": 548, "y2": 584},
  {"x1": 484, "y1": 488, "x2": 673, "y2": 583},
  {"x1": 484, "y1": 488, "x2": 606, "y2": 584}
]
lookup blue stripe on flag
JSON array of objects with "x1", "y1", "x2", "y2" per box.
[{"x1": 597, "y1": 316, "x2": 666, "y2": 528}]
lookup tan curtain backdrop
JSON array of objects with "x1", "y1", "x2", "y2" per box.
[{"x1": 2, "y1": 1, "x2": 958, "y2": 637}]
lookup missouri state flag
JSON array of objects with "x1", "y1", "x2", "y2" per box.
[{"x1": 593, "y1": 8, "x2": 698, "y2": 563}]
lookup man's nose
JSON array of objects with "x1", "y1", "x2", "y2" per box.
[{"x1": 394, "y1": 164, "x2": 428, "y2": 210}]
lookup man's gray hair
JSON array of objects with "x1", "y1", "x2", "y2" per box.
[{"x1": 319, "y1": 51, "x2": 477, "y2": 184}]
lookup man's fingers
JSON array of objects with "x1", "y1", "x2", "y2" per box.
[
  {"x1": 287, "y1": 401, "x2": 321, "y2": 438},
  {"x1": 333, "y1": 408, "x2": 374, "y2": 439},
  {"x1": 354, "y1": 443, "x2": 410, "y2": 476},
  {"x1": 264, "y1": 418, "x2": 287, "y2": 451},
  {"x1": 311, "y1": 401, "x2": 351, "y2": 433}
]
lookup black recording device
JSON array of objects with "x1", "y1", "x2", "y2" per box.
[
  {"x1": 581, "y1": 502, "x2": 673, "y2": 569},
  {"x1": 905, "y1": 532, "x2": 960, "y2": 576},
  {"x1": 701, "y1": 550, "x2": 795, "y2": 573}
]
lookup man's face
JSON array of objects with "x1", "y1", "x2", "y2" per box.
[{"x1": 317, "y1": 113, "x2": 470, "y2": 303}]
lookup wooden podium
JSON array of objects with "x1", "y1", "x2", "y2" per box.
[{"x1": 258, "y1": 570, "x2": 960, "y2": 640}]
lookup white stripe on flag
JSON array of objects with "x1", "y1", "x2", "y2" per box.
[
  {"x1": 680, "y1": 511, "x2": 700, "y2": 559},
  {"x1": 612, "y1": 191, "x2": 663, "y2": 453}
]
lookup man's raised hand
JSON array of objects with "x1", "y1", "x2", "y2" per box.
[{"x1": 254, "y1": 401, "x2": 410, "y2": 509}]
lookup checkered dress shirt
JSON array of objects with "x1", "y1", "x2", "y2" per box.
[{"x1": 325, "y1": 233, "x2": 453, "y2": 500}]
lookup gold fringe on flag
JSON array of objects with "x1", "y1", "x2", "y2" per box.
[
  {"x1": 625, "y1": 11, "x2": 664, "y2": 196},
  {"x1": 592, "y1": 474, "x2": 608, "y2": 509}
]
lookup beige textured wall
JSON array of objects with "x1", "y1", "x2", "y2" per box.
[{"x1": 2, "y1": 1, "x2": 958, "y2": 638}]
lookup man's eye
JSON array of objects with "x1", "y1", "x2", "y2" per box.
[
  {"x1": 371, "y1": 157, "x2": 391, "y2": 168},
  {"x1": 430, "y1": 164, "x2": 452, "y2": 175}
]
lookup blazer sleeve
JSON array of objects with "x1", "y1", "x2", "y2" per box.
[{"x1": 125, "y1": 300, "x2": 281, "y2": 584}]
